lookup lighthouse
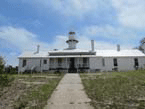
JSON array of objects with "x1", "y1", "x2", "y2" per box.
[{"x1": 66, "y1": 32, "x2": 79, "y2": 49}]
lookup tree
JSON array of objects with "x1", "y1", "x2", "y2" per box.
[
  {"x1": 138, "y1": 46, "x2": 144, "y2": 52},
  {"x1": 0, "y1": 56, "x2": 4, "y2": 74},
  {"x1": 5, "y1": 65, "x2": 18, "y2": 74},
  {"x1": 0, "y1": 57, "x2": 10, "y2": 87},
  {"x1": 137, "y1": 38, "x2": 145, "y2": 53},
  {"x1": 140, "y1": 38, "x2": 145, "y2": 45}
]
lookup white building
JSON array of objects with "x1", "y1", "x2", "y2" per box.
[{"x1": 18, "y1": 32, "x2": 145, "y2": 73}]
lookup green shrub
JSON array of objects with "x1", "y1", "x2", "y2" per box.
[
  {"x1": 0, "y1": 75, "x2": 15, "y2": 88},
  {"x1": 0, "y1": 75, "x2": 9, "y2": 87},
  {"x1": 54, "y1": 71, "x2": 63, "y2": 75},
  {"x1": 0, "y1": 60, "x2": 4, "y2": 74}
]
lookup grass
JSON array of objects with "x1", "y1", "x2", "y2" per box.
[
  {"x1": 80, "y1": 70, "x2": 145, "y2": 109},
  {"x1": 14, "y1": 78, "x2": 61, "y2": 109},
  {"x1": 0, "y1": 74, "x2": 15, "y2": 89},
  {"x1": 0, "y1": 73, "x2": 64, "y2": 109}
]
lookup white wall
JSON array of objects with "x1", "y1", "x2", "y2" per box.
[
  {"x1": 103, "y1": 57, "x2": 133, "y2": 71},
  {"x1": 112, "y1": 57, "x2": 145, "y2": 71},
  {"x1": 89, "y1": 57, "x2": 103, "y2": 71},
  {"x1": 41, "y1": 58, "x2": 49, "y2": 71},
  {"x1": 18, "y1": 58, "x2": 50, "y2": 72},
  {"x1": 18, "y1": 59, "x2": 23, "y2": 72},
  {"x1": 89, "y1": 57, "x2": 145, "y2": 72},
  {"x1": 19, "y1": 56, "x2": 145, "y2": 72},
  {"x1": 103, "y1": 57, "x2": 114, "y2": 71}
]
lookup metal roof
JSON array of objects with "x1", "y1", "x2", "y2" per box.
[
  {"x1": 18, "y1": 49, "x2": 145, "y2": 58},
  {"x1": 96, "y1": 50, "x2": 145, "y2": 57},
  {"x1": 18, "y1": 51, "x2": 49, "y2": 58}
]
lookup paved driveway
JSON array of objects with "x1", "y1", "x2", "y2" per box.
[{"x1": 44, "y1": 73, "x2": 94, "y2": 109}]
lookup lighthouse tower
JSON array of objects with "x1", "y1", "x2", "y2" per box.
[{"x1": 66, "y1": 32, "x2": 79, "y2": 49}]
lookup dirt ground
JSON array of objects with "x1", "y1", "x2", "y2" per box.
[{"x1": 0, "y1": 75, "x2": 62, "y2": 109}]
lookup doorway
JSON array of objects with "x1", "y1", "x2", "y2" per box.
[{"x1": 68, "y1": 58, "x2": 77, "y2": 73}]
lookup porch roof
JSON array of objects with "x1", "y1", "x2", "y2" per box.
[{"x1": 49, "y1": 55, "x2": 98, "y2": 58}]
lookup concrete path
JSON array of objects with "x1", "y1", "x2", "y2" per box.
[{"x1": 44, "y1": 73, "x2": 94, "y2": 109}]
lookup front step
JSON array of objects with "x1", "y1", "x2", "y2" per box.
[{"x1": 68, "y1": 68, "x2": 77, "y2": 73}]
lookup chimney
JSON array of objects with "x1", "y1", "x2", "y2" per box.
[
  {"x1": 91, "y1": 40, "x2": 94, "y2": 51},
  {"x1": 34, "y1": 45, "x2": 40, "y2": 54},
  {"x1": 37, "y1": 45, "x2": 40, "y2": 53},
  {"x1": 117, "y1": 44, "x2": 120, "y2": 51}
]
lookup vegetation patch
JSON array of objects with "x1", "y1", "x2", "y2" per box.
[
  {"x1": 80, "y1": 70, "x2": 145, "y2": 109},
  {"x1": 0, "y1": 75, "x2": 15, "y2": 89},
  {"x1": 0, "y1": 73, "x2": 64, "y2": 109}
]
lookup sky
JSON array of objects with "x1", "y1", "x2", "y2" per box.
[{"x1": 0, "y1": 0, "x2": 145, "y2": 66}]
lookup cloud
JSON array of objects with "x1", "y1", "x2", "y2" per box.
[
  {"x1": 20, "y1": 19, "x2": 43, "y2": 28},
  {"x1": 83, "y1": 25, "x2": 144, "y2": 46},
  {"x1": 50, "y1": 35, "x2": 68, "y2": 50},
  {"x1": 78, "y1": 36, "x2": 114, "y2": 50},
  {"x1": 0, "y1": 51, "x2": 18, "y2": 67},
  {"x1": 0, "y1": 25, "x2": 138, "y2": 66},
  {"x1": 0, "y1": 26, "x2": 49, "y2": 52},
  {"x1": 10, "y1": 0, "x2": 145, "y2": 28},
  {"x1": 15, "y1": 0, "x2": 113, "y2": 18},
  {"x1": 0, "y1": 26, "x2": 68, "y2": 52},
  {"x1": 0, "y1": 26, "x2": 71, "y2": 66},
  {"x1": 112, "y1": 0, "x2": 145, "y2": 28},
  {"x1": 77, "y1": 34, "x2": 133, "y2": 50},
  {"x1": 0, "y1": 26, "x2": 138, "y2": 52},
  {"x1": 50, "y1": 0, "x2": 106, "y2": 16},
  {"x1": 0, "y1": 26, "x2": 49, "y2": 66}
]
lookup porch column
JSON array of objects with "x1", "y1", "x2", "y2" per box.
[
  {"x1": 78, "y1": 57, "x2": 80, "y2": 73},
  {"x1": 76, "y1": 58, "x2": 78, "y2": 73},
  {"x1": 88, "y1": 58, "x2": 90, "y2": 73},
  {"x1": 66, "y1": 58, "x2": 67, "y2": 73},
  {"x1": 66, "y1": 58, "x2": 68, "y2": 73}
]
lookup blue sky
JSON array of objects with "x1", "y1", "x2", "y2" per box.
[{"x1": 0, "y1": 0, "x2": 145, "y2": 66}]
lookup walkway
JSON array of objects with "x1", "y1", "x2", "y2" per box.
[{"x1": 44, "y1": 73, "x2": 94, "y2": 109}]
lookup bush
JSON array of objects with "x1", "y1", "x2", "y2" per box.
[
  {"x1": 5, "y1": 66, "x2": 18, "y2": 74},
  {"x1": 54, "y1": 71, "x2": 63, "y2": 75},
  {"x1": 0, "y1": 75, "x2": 9, "y2": 87},
  {"x1": 0, "y1": 60, "x2": 4, "y2": 74},
  {"x1": 0, "y1": 74, "x2": 15, "y2": 88}
]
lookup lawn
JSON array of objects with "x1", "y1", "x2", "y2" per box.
[
  {"x1": 0, "y1": 73, "x2": 64, "y2": 109},
  {"x1": 80, "y1": 70, "x2": 145, "y2": 109}
]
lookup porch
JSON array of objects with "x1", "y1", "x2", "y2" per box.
[{"x1": 49, "y1": 57, "x2": 90, "y2": 73}]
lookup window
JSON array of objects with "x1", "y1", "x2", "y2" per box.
[
  {"x1": 102, "y1": 58, "x2": 105, "y2": 66},
  {"x1": 134, "y1": 58, "x2": 139, "y2": 67},
  {"x1": 43, "y1": 60, "x2": 47, "y2": 64},
  {"x1": 83, "y1": 58, "x2": 87, "y2": 64},
  {"x1": 113, "y1": 58, "x2": 118, "y2": 66},
  {"x1": 22, "y1": 59, "x2": 26, "y2": 67}
]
